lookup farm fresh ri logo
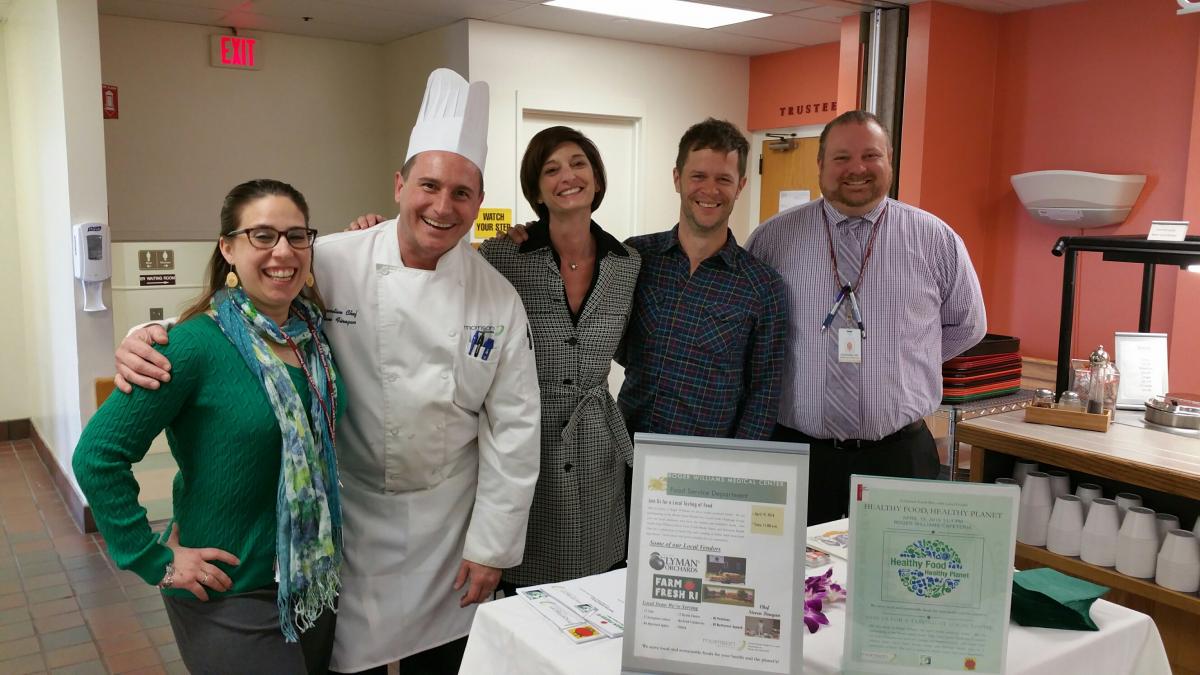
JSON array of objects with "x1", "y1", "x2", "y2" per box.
[
  {"x1": 652, "y1": 575, "x2": 701, "y2": 603},
  {"x1": 892, "y1": 539, "x2": 968, "y2": 598}
]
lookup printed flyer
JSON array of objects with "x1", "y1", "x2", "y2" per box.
[
  {"x1": 844, "y1": 476, "x2": 1018, "y2": 674},
  {"x1": 622, "y1": 436, "x2": 808, "y2": 675}
]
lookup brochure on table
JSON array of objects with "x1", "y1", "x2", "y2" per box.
[
  {"x1": 517, "y1": 571, "x2": 627, "y2": 643},
  {"x1": 621, "y1": 434, "x2": 809, "y2": 675},
  {"x1": 843, "y1": 476, "x2": 1018, "y2": 675}
]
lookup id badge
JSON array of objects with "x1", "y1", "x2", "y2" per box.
[{"x1": 838, "y1": 328, "x2": 862, "y2": 364}]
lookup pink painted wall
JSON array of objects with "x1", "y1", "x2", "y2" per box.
[
  {"x1": 985, "y1": 0, "x2": 1197, "y2": 381},
  {"x1": 899, "y1": 2, "x2": 1000, "y2": 282},
  {"x1": 748, "y1": 43, "x2": 839, "y2": 131}
]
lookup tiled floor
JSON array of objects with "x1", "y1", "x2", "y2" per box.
[{"x1": 0, "y1": 438, "x2": 185, "y2": 675}]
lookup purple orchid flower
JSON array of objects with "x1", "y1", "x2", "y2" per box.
[{"x1": 802, "y1": 568, "x2": 846, "y2": 633}]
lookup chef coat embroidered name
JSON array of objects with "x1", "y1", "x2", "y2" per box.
[{"x1": 323, "y1": 307, "x2": 359, "y2": 325}]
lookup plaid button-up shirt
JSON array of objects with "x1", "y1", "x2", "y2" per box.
[{"x1": 617, "y1": 226, "x2": 787, "y2": 440}]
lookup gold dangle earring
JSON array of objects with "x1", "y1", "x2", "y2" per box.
[
  {"x1": 225, "y1": 268, "x2": 239, "y2": 288},
  {"x1": 305, "y1": 273, "x2": 315, "y2": 288}
]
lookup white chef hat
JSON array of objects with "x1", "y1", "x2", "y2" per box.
[{"x1": 405, "y1": 68, "x2": 489, "y2": 173}]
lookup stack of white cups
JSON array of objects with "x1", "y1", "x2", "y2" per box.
[
  {"x1": 1046, "y1": 470, "x2": 1071, "y2": 501},
  {"x1": 1114, "y1": 492, "x2": 1142, "y2": 524},
  {"x1": 1155, "y1": 514, "x2": 1180, "y2": 541},
  {"x1": 1012, "y1": 461, "x2": 1038, "y2": 486},
  {"x1": 1080, "y1": 498, "x2": 1120, "y2": 567},
  {"x1": 1157, "y1": 529, "x2": 1200, "y2": 593},
  {"x1": 1075, "y1": 483, "x2": 1103, "y2": 515},
  {"x1": 1116, "y1": 506, "x2": 1159, "y2": 578},
  {"x1": 1046, "y1": 495, "x2": 1085, "y2": 556},
  {"x1": 1017, "y1": 472, "x2": 1053, "y2": 546}
]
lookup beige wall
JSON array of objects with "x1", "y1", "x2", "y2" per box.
[
  {"x1": 380, "y1": 20, "x2": 469, "y2": 191},
  {"x1": 465, "y1": 20, "x2": 752, "y2": 240},
  {"x1": 99, "y1": 15, "x2": 394, "y2": 241},
  {"x1": 0, "y1": 29, "x2": 31, "y2": 422},
  {"x1": 4, "y1": 0, "x2": 113, "y2": 492}
]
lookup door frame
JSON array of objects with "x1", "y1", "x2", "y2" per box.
[
  {"x1": 514, "y1": 91, "x2": 645, "y2": 236},
  {"x1": 747, "y1": 124, "x2": 824, "y2": 233}
]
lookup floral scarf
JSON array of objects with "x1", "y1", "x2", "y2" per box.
[{"x1": 211, "y1": 287, "x2": 341, "y2": 642}]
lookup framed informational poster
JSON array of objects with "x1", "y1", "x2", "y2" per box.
[
  {"x1": 622, "y1": 434, "x2": 809, "y2": 675},
  {"x1": 1114, "y1": 332, "x2": 1170, "y2": 409},
  {"x1": 843, "y1": 476, "x2": 1018, "y2": 675}
]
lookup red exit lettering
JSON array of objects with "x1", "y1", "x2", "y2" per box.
[{"x1": 220, "y1": 36, "x2": 256, "y2": 68}]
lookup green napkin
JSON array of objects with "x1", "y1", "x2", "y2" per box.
[{"x1": 1010, "y1": 567, "x2": 1108, "y2": 631}]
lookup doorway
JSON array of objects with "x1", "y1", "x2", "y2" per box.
[
  {"x1": 518, "y1": 112, "x2": 640, "y2": 242},
  {"x1": 747, "y1": 125, "x2": 823, "y2": 230}
]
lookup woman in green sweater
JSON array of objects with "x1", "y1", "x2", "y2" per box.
[{"x1": 73, "y1": 179, "x2": 343, "y2": 674}]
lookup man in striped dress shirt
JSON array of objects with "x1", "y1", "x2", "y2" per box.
[{"x1": 746, "y1": 110, "x2": 986, "y2": 525}]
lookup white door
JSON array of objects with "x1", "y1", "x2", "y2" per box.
[{"x1": 517, "y1": 112, "x2": 639, "y2": 242}]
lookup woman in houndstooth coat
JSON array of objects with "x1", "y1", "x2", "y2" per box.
[{"x1": 481, "y1": 126, "x2": 640, "y2": 590}]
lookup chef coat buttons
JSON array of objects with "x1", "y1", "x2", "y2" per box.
[
  {"x1": 566, "y1": 337, "x2": 578, "y2": 346},
  {"x1": 380, "y1": 269, "x2": 390, "y2": 276},
  {"x1": 562, "y1": 378, "x2": 573, "y2": 385},
  {"x1": 386, "y1": 373, "x2": 398, "y2": 383},
  {"x1": 441, "y1": 372, "x2": 449, "y2": 380},
  {"x1": 563, "y1": 463, "x2": 573, "y2": 473},
  {"x1": 449, "y1": 330, "x2": 457, "y2": 337}
]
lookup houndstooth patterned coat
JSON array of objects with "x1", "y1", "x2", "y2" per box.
[{"x1": 480, "y1": 220, "x2": 639, "y2": 586}]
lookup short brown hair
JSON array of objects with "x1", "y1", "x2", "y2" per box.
[
  {"x1": 818, "y1": 110, "x2": 892, "y2": 162},
  {"x1": 519, "y1": 126, "x2": 606, "y2": 220},
  {"x1": 675, "y1": 118, "x2": 750, "y2": 178}
]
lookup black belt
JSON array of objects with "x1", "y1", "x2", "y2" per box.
[{"x1": 795, "y1": 419, "x2": 926, "y2": 451}]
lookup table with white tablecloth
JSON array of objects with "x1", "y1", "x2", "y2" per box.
[{"x1": 460, "y1": 525, "x2": 1171, "y2": 674}]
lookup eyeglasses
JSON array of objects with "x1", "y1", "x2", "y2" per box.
[{"x1": 226, "y1": 227, "x2": 318, "y2": 250}]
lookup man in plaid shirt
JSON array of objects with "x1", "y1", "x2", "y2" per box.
[{"x1": 617, "y1": 118, "x2": 787, "y2": 441}]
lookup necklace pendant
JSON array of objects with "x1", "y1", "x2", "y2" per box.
[{"x1": 569, "y1": 262, "x2": 579, "y2": 270}]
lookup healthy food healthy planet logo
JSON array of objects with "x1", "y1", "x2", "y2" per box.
[{"x1": 892, "y1": 539, "x2": 967, "y2": 598}]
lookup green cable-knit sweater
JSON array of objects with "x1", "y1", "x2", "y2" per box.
[{"x1": 72, "y1": 315, "x2": 344, "y2": 598}]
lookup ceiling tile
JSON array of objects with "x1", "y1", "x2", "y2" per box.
[
  {"x1": 788, "y1": 3, "x2": 862, "y2": 23},
  {"x1": 222, "y1": 11, "x2": 412, "y2": 42},
  {"x1": 333, "y1": 0, "x2": 532, "y2": 21},
  {"x1": 93, "y1": 0, "x2": 1087, "y2": 47},
  {"x1": 715, "y1": 13, "x2": 839, "y2": 43},
  {"x1": 694, "y1": 0, "x2": 822, "y2": 12},
  {"x1": 655, "y1": 29, "x2": 804, "y2": 55},
  {"x1": 98, "y1": 0, "x2": 230, "y2": 25}
]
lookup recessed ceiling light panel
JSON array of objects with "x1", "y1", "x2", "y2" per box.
[{"x1": 543, "y1": 0, "x2": 770, "y2": 30}]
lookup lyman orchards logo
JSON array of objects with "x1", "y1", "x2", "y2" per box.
[
  {"x1": 892, "y1": 539, "x2": 968, "y2": 598},
  {"x1": 648, "y1": 552, "x2": 700, "y2": 574}
]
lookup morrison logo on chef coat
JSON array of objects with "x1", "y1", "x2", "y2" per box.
[{"x1": 464, "y1": 324, "x2": 504, "y2": 361}]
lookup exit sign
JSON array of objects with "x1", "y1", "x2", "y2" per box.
[{"x1": 210, "y1": 35, "x2": 260, "y2": 70}]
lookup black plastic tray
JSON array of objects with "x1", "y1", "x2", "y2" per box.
[{"x1": 959, "y1": 333, "x2": 1020, "y2": 357}]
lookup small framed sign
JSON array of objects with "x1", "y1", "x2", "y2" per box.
[
  {"x1": 1147, "y1": 221, "x2": 1188, "y2": 242},
  {"x1": 622, "y1": 434, "x2": 809, "y2": 675},
  {"x1": 1114, "y1": 332, "x2": 1170, "y2": 409}
]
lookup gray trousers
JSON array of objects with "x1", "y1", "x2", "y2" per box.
[{"x1": 163, "y1": 587, "x2": 336, "y2": 675}]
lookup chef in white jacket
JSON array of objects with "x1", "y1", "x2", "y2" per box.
[
  {"x1": 112, "y1": 69, "x2": 540, "y2": 674},
  {"x1": 318, "y1": 69, "x2": 540, "y2": 674}
]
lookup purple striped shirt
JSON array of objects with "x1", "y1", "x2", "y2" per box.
[{"x1": 746, "y1": 197, "x2": 986, "y2": 440}]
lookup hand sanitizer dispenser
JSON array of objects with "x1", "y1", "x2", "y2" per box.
[{"x1": 73, "y1": 222, "x2": 110, "y2": 312}]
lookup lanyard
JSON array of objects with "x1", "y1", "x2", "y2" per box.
[
  {"x1": 820, "y1": 202, "x2": 887, "y2": 336},
  {"x1": 285, "y1": 311, "x2": 338, "y2": 447}
]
